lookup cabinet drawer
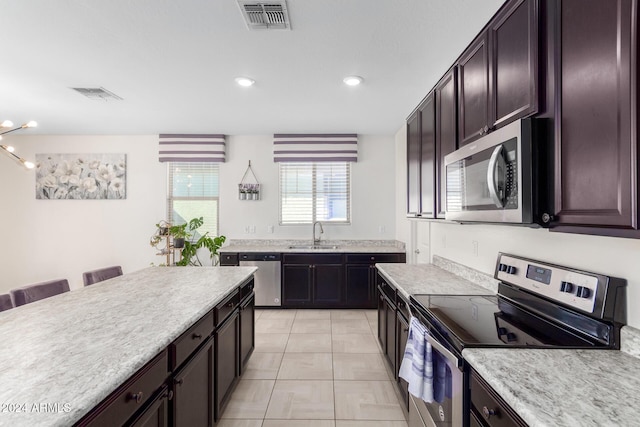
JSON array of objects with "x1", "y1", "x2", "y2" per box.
[
  {"x1": 170, "y1": 310, "x2": 214, "y2": 370},
  {"x1": 345, "y1": 253, "x2": 405, "y2": 264},
  {"x1": 283, "y1": 254, "x2": 343, "y2": 264},
  {"x1": 78, "y1": 350, "x2": 168, "y2": 427},
  {"x1": 396, "y1": 295, "x2": 410, "y2": 320},
  {"x1": 215, "y1": 290, "x2": 240, "y2": 327},
  {"x1": 240, "y1": 278, "x2": 255, "y2": 301},
  {"x1": 470, "y1": 369, "x2": 526, "y2": 427},
  {"x1": 220, "y1": 253, "x2": 239, "y2": 266},
  {"x1": 378, "y1": 279, "x2": 396, "y2": 304}
]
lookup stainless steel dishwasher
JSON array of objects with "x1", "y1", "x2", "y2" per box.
[{"x1": 239, "y1": 253, "x2": 281, "y2": 306}]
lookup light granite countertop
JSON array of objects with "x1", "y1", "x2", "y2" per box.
[
  {"x1": 463, "y1": 347, "x2": 640, "y2": 427},
  {"x1": 375, "y1": 262, "x2": 495, "y2": 300},
  {"x1": 220, "y1": 239, "x2": 406, "y2": 254},
  {"x1": 0, "y1": 266, "x2": 256, "y2": 427}
]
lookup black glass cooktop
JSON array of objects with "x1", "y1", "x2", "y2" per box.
[{"x1": 410, "y1": 293, "x2": 608, "y2": 354}]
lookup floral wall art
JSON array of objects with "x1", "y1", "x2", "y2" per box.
[{"x1": 35, "y1": 153, "x2": 127, "y2": 199}]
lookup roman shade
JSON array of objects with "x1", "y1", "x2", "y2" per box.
[
  {"x1": 158, "y1": 134, "x2": 226, "y2": 163},
  {"x1": 273, "y1": 134, "x2": 358, "y2": 162}
]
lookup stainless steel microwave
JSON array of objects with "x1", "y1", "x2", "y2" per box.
[{"x1": 444, "y1": 119, "x2": 535, "y2": 224}]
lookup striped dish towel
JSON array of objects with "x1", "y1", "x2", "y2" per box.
[{"x1": 398, "y1": 316, "x2": 434, "y2": 402}]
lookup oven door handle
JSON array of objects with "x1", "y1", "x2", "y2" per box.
[
  {"x1": 487, "y1": 145, "x2": 506, "y2": 208},
  {"x1": 424, "y1": 331, "x2": 463, "y2": 369}
]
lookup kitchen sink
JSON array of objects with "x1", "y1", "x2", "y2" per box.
[{"x1": 287, "y1": 245, "x2": 340, "y2": 250}]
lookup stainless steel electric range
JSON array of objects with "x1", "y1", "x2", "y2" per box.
[{"x1": 407, "y1": 252, "x2": 627, "y2": 427}]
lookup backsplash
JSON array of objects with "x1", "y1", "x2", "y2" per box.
[
  {"x1": 225, "y1": 239, "x2": 406, "y2": 249},
  {"x1": 433, "y1": 255, "x2": 500, "y2": 293},
  {"x1": 621, "y1": 326, "x2": 640, "y2": 359}
]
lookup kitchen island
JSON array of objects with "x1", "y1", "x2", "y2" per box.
[{"x1": 0, "y1": 266, "x2": 256, "y2": 427}]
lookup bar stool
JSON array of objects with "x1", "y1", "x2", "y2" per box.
[
  {"x1": 83, "y1": 266, "x2": 123, "y2": 286},
  {"x1": 10, "y1": 279, "x2": 70, "y2": 307},
  {"x1": 0, "y1": 294, "x2": 13, "y2": 312}
]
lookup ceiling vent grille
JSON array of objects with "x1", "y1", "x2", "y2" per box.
[
  {"x1": 238, "y1": 1, "x2": 290, "y2": 30},
  {"x1": 71, "y1": 87, "x2": 123, "y2": 101}
]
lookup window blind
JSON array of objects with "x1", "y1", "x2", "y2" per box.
[
  {"x1": 273, "y1": 134, "x2": 358, "y2": 162},
  {"x1": 167, "y1": 162, "x2": 219, "y2": 237},
  {"x1": 279, "y1": 162, "x2": 351, "y2": 225},
  {"x1": 159, "y1": 134, "x2": 226, "y2": 163}
]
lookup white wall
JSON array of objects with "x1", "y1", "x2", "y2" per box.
[
  {"x1": 0, "y1": 135, "x2": 166, "y2": 293},
  {"x1": 393, "y1": 126, "x2": 640, "y2": 329},
  {"x1": 220, "y1": 134, "x2": 397, "y2": 240},
  {"x1": 0, "y1": 133, "x2": 397, "y2": 294}
]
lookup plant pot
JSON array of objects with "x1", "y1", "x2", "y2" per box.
[
  {"x1": 173, "y1": 237, "x2": 185, "y2": 249},
  {"x1": 239, "y1": 192, "x2": 247, "y2": 200}
]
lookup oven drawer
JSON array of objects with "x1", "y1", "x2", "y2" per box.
[{"x1": 469, "y1": 368, "x2": 527, "y2": 427}]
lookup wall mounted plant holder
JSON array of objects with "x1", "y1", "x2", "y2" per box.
[{"x1": 239, "y1": 160, "x2": 260, "y2": 200}]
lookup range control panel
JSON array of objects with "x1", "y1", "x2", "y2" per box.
[{"x1": 495, "y1": 254, "x2": 599, "y2": 314}]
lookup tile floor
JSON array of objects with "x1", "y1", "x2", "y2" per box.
[{"x1": 218, "y1": 309, "x2": 408, "y2": 427}]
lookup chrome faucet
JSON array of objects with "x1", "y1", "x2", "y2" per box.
[{"x1": 312, "y1": 221, "x2": 324, "y2": 244}]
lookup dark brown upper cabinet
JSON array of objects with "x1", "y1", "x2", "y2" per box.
[
  {"x1": 406, "y1": 111, "x2": 421, "y2": 216},
  {"x1": 458, "y1": 34, "x2": 489, "y2": 146},
  {"x1": 420, "y1": 93, "x2": 436, "y2": 217},
  {"x1": 549, "y1": 0, "x2": 637, "y2": 232},
  {"x1": 406, "y1": 93, "x2": 436, "y2": 218},
  {"x1": 434, "y1": 68, "x2": 458, "y2": 218},
  {"x1": 458, "y1": 0, "x2": 538, "y2": 146}
]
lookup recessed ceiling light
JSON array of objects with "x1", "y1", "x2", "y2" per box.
[
  {"x1": 235, "y1": 77, "x2": 255, "y2": 87},
  {"x1": 343, "y1": 76, "x2": 363, "y2": 86}
]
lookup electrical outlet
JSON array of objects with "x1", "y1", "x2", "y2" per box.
[
  {"x1": 471, "y1": 303, "x2": 478, "y2": 320},
  {"x1": 249, "y1": 225, "x2": 256, "y2": 233},
  {"x1": 244, "y1": 226, "x2": 250, "y2": 233},
  {"x1": 472, "y1": 240, "x2": 479, "y2": 257},
  {"x1": 441, "y1": 235, "x2": 446, "y2": 248},
  {"x1": 267, "y1": 225, "x2": 274, "y2": 233},
  {"x1": 378, "y1": 225, "x2": 386, "y2": 234}
]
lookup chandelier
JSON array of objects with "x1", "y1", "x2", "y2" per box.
[{"x1": 0, "y1": 120, "x2": 37, "y2": 169}]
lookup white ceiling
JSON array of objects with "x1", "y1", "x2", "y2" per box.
[{"x1": 0, "y1": 0, "x2": 504, "y2": 136}]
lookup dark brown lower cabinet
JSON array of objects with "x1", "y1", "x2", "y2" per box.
[
  {"x1": 385, "y1": 298, "x2": 397, "y2": 375},
  {"x1": 75, "y1": 351, "x2": 169, "y2": 427},
  {"x1": 281, "y1": 254, "x2": 343, "y2": 308},
  {"x1": 346, "y1": 254, "x2": 406, "y2": 309},
  {"x1": 396, "y1": 310, "x2": 409, "y2": 412},
  {"x1": 377, "y1": 291, "x2": 387, "y2": 350},
  {"x1": 215, "y1": 310, "x2": 239, "y2": 420},
  {"x1": 239, "y1": 292, "x2": 255, "y2": 374},
  {"x1": 377, "y1": 278, "x2": 397, "y2": 375},
  {"x1": 469, "y1": 368, "x2": 527, "y2": 427},
  {"x1": 171, "y1": 337, "x2": 214, "y2": 427},
  {"x1": 128, "y1": 386, "x2": 170, "y2": 427}
]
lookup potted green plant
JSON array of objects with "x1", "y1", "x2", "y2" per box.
[
  {"x1": 174, "y1": 217, "x2": 226, "y2": 266},
  {"x1": 168, "y1": 223, "x2": 189, "y2": 249}
]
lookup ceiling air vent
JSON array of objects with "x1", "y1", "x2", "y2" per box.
[
  {"x1": 238, "y1": 1, "x2": 290, "y2": 30},
  {"x1": 71, "y1": 87, "x2": 123, "y2": 101}
]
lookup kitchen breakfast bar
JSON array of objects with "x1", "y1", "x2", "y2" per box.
[{"x1": 0, "y1": 266, "x2": 257, "y2": 427}]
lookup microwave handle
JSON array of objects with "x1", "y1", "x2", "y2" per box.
[{"x1": 487, "y1": 145, "x2": 506, "y2": 208}]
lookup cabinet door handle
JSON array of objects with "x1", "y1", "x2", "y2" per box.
[
  {"x1": 128, "y1": 391, "x2": 144, "y2": 404},
  {"x1": 175, "y1": 378, "x2": 184, "y2": 386},
  {"x1": 227, "y1": 302, "x2": 234, "y2": 308},
  {"x1": 482, "y1": 406, "x2": 497, "y2": 419},
  {"x1": 192, "y1": 333, "x2": 203, "y2": 340},
  {"x1": 163, "y1": 390, "x2": 174, "y2": 401}
]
